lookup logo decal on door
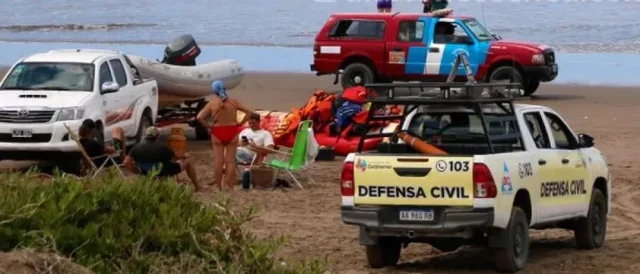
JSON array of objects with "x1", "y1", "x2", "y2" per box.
[{"x1": 389, "y1": 51, "x2": 406, "y2": 64}]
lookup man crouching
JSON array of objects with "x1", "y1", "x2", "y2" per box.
[{"x1": 123, "y1": 127, "x2": 203, "y2": 192}]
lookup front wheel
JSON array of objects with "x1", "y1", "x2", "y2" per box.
[
  {"x1": 523, "y1": 78, "x2": 540, "y2": 96},
  {"x1": 574, "y1": 189, "x2": 607, "y2": 249},
  {"x1": 493, "y1": 206, "x2": 530, "y2": 273},
  {"x1": 365, "y1": 237, "x2": 401, "y2": 269},
  {"x1": 135, "y1": 114, "x2": 153, "y2": 144},
  {"x1": 488, "y1": 66, "x2": 524, "y2": 95}
]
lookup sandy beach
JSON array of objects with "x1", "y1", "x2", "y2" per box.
[{"x1": 2, "y1": 69, "x2": 640, "y2": 273}]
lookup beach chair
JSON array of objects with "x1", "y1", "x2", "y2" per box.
[
  {"x1": 63, "y1": 123, "x2": 125, "y2": 179},
  {"x1": 262, "y1": 120, "x2": 316, "y2": 189}
]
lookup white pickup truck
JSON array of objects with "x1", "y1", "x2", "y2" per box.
[
  {"x1": 0, "y1": 49, "x2": 158, "y2": 165},
  {"x1": 340, "y1": 83, "x2": 611, "y2": 272}
]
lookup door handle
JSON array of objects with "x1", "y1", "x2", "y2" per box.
[
  {"x1": 393, "y1": 167, "x2": 432, "y2": 177},
  {"x1": 562, "y1": 159, "x2": 570, "y2": 164},
  {"x1": 538, "y1": 159, "x2": 547, "y2": 165},
  {"x1": 429, "y1": 47, "x2": 439, "y2": 53}
]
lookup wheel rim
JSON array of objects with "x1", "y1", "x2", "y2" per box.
[
  {"x1": 350, "y1": 72, "x2": 366, "y2": 86},
  {"x1": 490, "y1": 70, "x2": 522, "y2": 87},
  {"x1": 513, "y1": 223, "x2": 526, "y2": 258}
]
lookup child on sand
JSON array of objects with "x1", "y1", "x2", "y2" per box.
[{"x1": 196, "y1": 81, "x2": 253, "y2": 192}]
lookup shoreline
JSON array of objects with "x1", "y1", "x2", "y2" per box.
[{"x1": 0, "y1": 41, "x2": 639, "y2": 87}]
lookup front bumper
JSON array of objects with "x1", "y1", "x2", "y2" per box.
[
  {"x1": 0, "y1": 120, "x2": 84, "y2": 160},
  {"x1": 342, "y1": 206, "x2": 494, "y2": 239},
  {"x1": 523, "y1": 63, "x2": 558, "y2": 82}
]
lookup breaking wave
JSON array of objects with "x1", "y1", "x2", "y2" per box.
[{"x1": 0, "y1": 23, "x2": 158, "y2": 32}]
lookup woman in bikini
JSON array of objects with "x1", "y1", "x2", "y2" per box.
[{"x1": 197, "y1": 81, "x2": 253, "y2": 192}]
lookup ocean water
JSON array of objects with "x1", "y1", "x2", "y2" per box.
[
  {"x1": 1, "y1": 0, "x2": 639, "y2": 53},
  {"x1": 1, "y1": 41, "x2": 639, "y2": 86},
  {"x1": 0, "y1": 0, "x2": 638, "y2": 86}
]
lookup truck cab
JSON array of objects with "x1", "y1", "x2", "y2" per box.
[
  {"x1": 340, "y1": 82, "x2": 609, "y2": 272},
  {"x1": 311, "y1": 13, "x2": 558, "y2": 96},
  {"x1": 0, "y1": 49, "x2": 158, "y2": 163}
]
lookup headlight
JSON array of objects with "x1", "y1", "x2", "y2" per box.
[
  {"x1": 532, "y1": 54, "x2": 545, "y2": 65},
  {"x1": 56, "y1": 108, "x2": 85, "y2": 121}
]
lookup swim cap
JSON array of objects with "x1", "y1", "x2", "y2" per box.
[{"x1": 211, "y1": 80, "x2": 228, "y2": 100}]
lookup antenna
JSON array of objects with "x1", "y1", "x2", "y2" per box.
[{"x1": 481, "y1": 2, "x2": 487, "y2": 28}]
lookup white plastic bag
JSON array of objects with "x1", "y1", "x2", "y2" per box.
[{"x1": 306, "y1": 128, "x2": 319, "y2": 165}]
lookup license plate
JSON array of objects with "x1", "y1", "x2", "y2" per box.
[
  {"x1": 399, "y1": 210, "x2": 434, "y2": 221},
  {"x1": 12, "y1": 129, "x2": 32, "y2": 138}
]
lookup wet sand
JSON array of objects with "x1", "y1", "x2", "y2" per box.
[{"x1": 2, "y1": 69, "x2": 640, "y2": 273}]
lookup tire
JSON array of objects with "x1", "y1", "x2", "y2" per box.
[
  {"x1": 365, "y1": 237, "x2": 401, "y2": 269},
  {"x1": 574, "y1": 188, "x2": 607, "y2": 249},
  {"x1": 523, "y1": 78, "x2": 540, "y2": 96},
  {"x1": 493, "y1": 207, "x2": 530, "y2": 273},
  {"x1": 341, "y1": 62, "x2": 375, "y2": 89},
  {"x1": 488, "y1": 66, "x2": 524, "y2": 95},
  {"x1": 135, "y1": 113, "x2": 152, "y2": 144}
]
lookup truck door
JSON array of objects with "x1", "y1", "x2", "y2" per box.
[
  {"x1": 108, "y1": 57, "x2": 136, "y2": 134},
  {"x1": 426, "y1": 18, "x2": 487, "y2": 79},
  {"x1": 540, "y1": 111, "x2": 591, "y2": 217},
  {"x1": 98, "y1": 61, "x2": 126, "y2": 138},
  {"x1": 385, "y1": 19, "x2": 427, "y2": 77},
  {"x1": 522, "y1": 111, "x2": 558, "y2": 221}
]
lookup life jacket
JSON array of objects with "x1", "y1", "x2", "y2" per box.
[{"x1": 273, "y1": 109, "x2": 302, "y2": 140}]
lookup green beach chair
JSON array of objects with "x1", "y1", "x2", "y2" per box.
[{"x1": 263, "y1": 120, "x2": 316, "y2": 189}]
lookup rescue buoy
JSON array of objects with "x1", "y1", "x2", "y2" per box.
[{"x1": 397, "y1": 132, "x2": 448, "y2": 155}]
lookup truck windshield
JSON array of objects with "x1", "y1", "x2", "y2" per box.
[
  {"x1": 406, "y1": 106, "x2": 523, "y2": 154},
  {"x1": 0, "y1": 62, "x2": 95, "y2": 91},
  {"x1": 462, "y1": 19, "x2": 495, "y2": 42}
]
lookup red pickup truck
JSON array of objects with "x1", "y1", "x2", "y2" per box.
[{"x1": 310, "y1": 13, "x2": 558, "y2": 95}]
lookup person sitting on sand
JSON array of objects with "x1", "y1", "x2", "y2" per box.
[
  {"x1": 123, "y1": 126, "x2": 203, "y2": 191},
  {"x1": 237, "y1": 113, "x2": 275, "y2": 165},
  {"x1": 78, "y1": 120, "x2": 125, "y2": 167},
  {"x1": 196, "y1": 80, "x2": 253, "y2": 192}
]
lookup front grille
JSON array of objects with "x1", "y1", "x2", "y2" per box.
[
  {"x1": 0, "y1": 110, "x2": 55, "y2": 123},
  {"x1": 544, "y1": 49, "x2": 555, "y2": 65},
  {"x1": 0, "y1": 133, "x2": 52, "y2": 143}
]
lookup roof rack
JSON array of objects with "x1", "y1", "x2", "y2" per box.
[
  {"x1": 357, "y1": 81, "x2": 524, "y2": 153},
  {"x1": 365, "y1": 81, "x2": 523, "y2": 104}
]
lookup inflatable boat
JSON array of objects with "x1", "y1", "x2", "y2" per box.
[
  {"x1": 238, "y1": 110, "x2": 397, "y2": 156},
  {"x1": 126, "y1": 35, "x2": 244, "y2": 109}
]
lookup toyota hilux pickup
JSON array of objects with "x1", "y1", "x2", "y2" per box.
[
  {"x1": 311, "y1": 12, "x2": 558, "y2": 96},
  {"x1": 0, "y1": 49, "x2": 158, "y2": 166},
  {"x1": 340, "y1": 82, "x2": 610, "y2": 272}
]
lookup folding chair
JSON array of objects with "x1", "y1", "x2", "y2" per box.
[
  {"x1": 261, "y1": 120, "x2": 316, "y2": 189},
  {"x1": 63, "y1": 123, "x2": 125, "y2": 179}
]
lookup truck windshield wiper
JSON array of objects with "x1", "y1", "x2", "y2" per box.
[
  {"x1": 34, "y1": 87, "x2": 72, "y2": 91},
  {"x1": 0, "y1": 86, "x2": 34, "y2": 90}
]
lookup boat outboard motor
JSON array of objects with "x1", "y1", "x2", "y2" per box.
[{"x1": 161, "y1": 34, "x2": 201, "y2": 66}]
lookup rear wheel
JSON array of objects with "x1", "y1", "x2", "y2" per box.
[
  {"x1": 341, "y1": 62, "x2": 375, "y2": 89},
  {"x1": 493, "y1": 206, "x2": 529, "y2": 273},
  {"x1": 365, "y1": 237, "x2": 401, "y2": 269}
]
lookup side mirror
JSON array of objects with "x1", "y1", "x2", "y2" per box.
[
  {"x1": 101, "y1": 81, "x2": 119, "y2": 93},
  {"x1": 578, "y1": 133, "x2": 594, "y2": 148}
]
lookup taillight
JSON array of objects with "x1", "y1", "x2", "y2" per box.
[
  {"x1": 341, "y1": 162, "x2": 355, "y2": 196},
  {"x1": 473, "y1": 163, "x2": 497, "y2": 198}
]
